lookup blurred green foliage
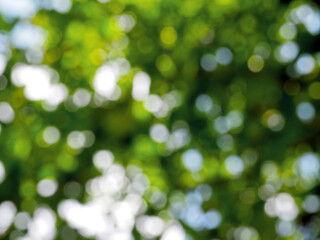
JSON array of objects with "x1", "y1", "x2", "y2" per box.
[{"x1": 1, "y1": 0, "x2": 320, "y2": 239}]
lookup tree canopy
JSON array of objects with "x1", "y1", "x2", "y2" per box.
[{"x1": 0, "y1": 0, "x2": 320, "y2": 239}]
